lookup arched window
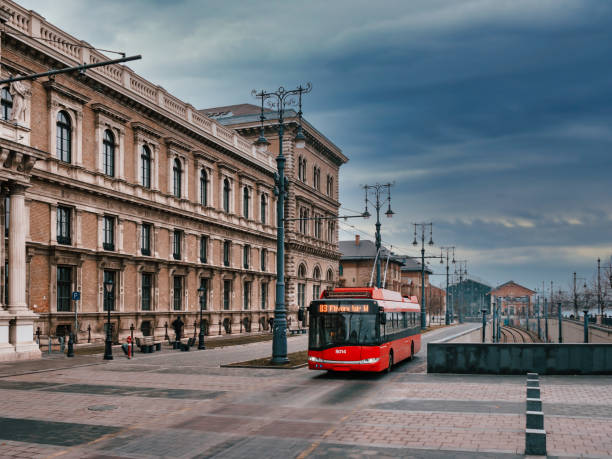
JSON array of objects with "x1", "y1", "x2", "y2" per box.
[
  {"x1": 56, "y1": 111, "x2": 71, "y2": 163},
  {"x1": 200, "y1": 169, "x2": 208, "y2": 206},
  {"x1": 327, "y1": 269, "x2": 334, "y2": 282},
  {"x1": 141, "y1": 145, "x2": 151, "y2": 188},
  {"x1": 313, "y1": 266, "x2": 321, "y2": 301},
  {"x1": 173, "y1": 158, "x2": 182, "y2": 198},
  {"x1": 243, "y1": 186, "x2": 250, "y2": 219},
  {"x1": 1, "y1": 88, "x2": 12, "y2": 121},
  {"x1": 297, "y1": 264, "x2": 307, "y2": 308},
  {"x1": 223, "y1": 178, "x2": 231, "y2": 212},
  {"x1": 103, "y1": 129, "x2": 115, "y2": 177},
  {"x1": 260, "y1": 194, "x2": 267, "y2": 224}
]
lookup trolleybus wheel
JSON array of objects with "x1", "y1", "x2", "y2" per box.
[
  {"x1": 408, "y1": 341, "x2": 414, "y2": 360},
  {"x1": 386, "y1": 351, "x2": 394, "y2": 373}
]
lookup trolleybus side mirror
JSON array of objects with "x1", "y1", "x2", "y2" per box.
[{"x1": 298, "y1": 308, "x2": 305, "y2": 322}]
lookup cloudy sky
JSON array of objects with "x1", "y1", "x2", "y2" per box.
[{"x1": 16, "y1": 0, "x2": 612, "y2": 292}]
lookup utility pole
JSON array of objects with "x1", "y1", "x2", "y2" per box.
[
  {"x1": 598, "y1": 258, "x2": 602, "y2": 321},
  {"x1": 573, "y1": 272, "x2": 578, "y2": 318},
  {"x1": 455, "y1": 260, "x2": 467, "y2": 324}
]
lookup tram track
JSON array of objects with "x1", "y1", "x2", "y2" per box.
[{"x1": 500, "y1": 325, "x2": 540, "y2": 343}]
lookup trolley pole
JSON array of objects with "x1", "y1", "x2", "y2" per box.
[
  {"x1": 481, "y1": 309, "x2": 487, "y2": 343},
  {"x1": 584, "y1": 309, "x2": 589, "y2": 343},
  {"x1": 497, "y1": 297, "x2": 501, "y2": 342}
]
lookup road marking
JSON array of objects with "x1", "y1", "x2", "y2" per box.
[{"x1": 297, "y1": 412, "x2": 351, "y2": 459}]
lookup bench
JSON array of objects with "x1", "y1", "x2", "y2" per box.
[
  {"x1": 289, "y1": 328, "x2": 307, "y2": 335},
  {"x1": 135, "y1": 336, "x2": 162, "y2": 353}
]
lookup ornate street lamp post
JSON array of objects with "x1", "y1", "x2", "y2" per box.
[
  {"x1": 413, "y1": 223, "x2": 434, "y2": 329},
  {"x1": 198, "y1": 285, "x2": 206, "y2": 350},
  {"x1": 362, "y1": 184, "x2": 394, "y2": 288},
  {"x1": 253, "y1": 83, "x2": 311, "y2": 364},
  {"x1": 103, "y1": 278, "x2": 113, "y2": 360},
  {"x1": 440, "y1": 246, "x2": 455, "y2": 325}
]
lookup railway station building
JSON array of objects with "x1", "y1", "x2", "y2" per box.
[
  {"x1": 489, "y1": 280, "x2": 535, "y2": 318},
  {"x1": 0, "y1": 0, "x2": 346, "y2": 360}
]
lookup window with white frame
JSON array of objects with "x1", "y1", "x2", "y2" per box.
[
  {"x1": 57, "y1": 206, "x2": 71, "y2": 245},
  {"x1": 173, "y1": 158, "x2": 182, "y2": 198},
  {"x1": 56, "y1": 111, "x2": 72, "y2": 163},
  {"x1": 103, "y1": 129, "x2": 115, "y2": 177},
  {"x1": 141, "y1": 223, "x2": 151, "y2": 256},
  {"x1": 1, "y1": 87, "x2": 12, "y2": 121},
  {"x1": 260, "y1": 193, "x2": 267, "y2": 224},
  {"x1": 200, "y1": 169, "x2": 208, "y2": 206},
  {"x1": 243, "y1": 186, "x2": 250, "y2": 219},
  {"x1": 103, "y1": 216, "x2": 115, "y2": 251},
  {"x1": 141, "y1": 145, "x2": 151, "y2": 189},
  {"x1": 223, "y1": 178, "x2": 231, "y2": 212}
]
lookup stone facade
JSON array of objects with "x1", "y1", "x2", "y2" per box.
[
  {"x1": 200, "y1": 104, "x2": 347, "y2": 320},
  {"x1": 0, "y1": 0, "x2": 345, "y2": 357}
]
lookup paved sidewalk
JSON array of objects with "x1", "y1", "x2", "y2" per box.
[{"x1": 0, "y1": 324, "x2": 609, "y2": 457}]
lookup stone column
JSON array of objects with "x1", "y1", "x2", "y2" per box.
[{"x1": 7, "y1": 184, "x2": 40, "y2": 359}]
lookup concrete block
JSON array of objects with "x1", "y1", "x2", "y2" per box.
[
  {"x1": 525, "y1": 428, "x2": 546, "y2": 455},
  {"x1": 526, "y1": 398, "x2": 542, "y2": 411},
  {"x1": 527, "y1": 372, "x2": 539, "y2": 378},
  {"x1": 527, "y1": 387, "x2": 540, "y2": 398},
  {"x1": 527, "y1": 379, "x2": 539, "y2": 388},
  {"x1": 526, "y1": 411, "x2": 544, "y2": 429}
]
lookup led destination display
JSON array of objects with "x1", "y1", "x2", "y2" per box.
[{"x1": 317, "y1": 304, "x2": 372, "y2": 313}]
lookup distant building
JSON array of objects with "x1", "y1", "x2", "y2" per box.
[
  {"x1": 448, "y1": 277, "x2": 492, "y2": 320},
  {"x1": 490, "y1": 281, "x2": 535, "y2": 317},
  {"x1": 395, "y1": 255, "x2": 433, "y2": 302},
  {"x1": 338, "y1": 236, "x2": 402, "y2": 292}
]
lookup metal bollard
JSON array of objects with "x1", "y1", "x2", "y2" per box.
[
  {"x1": 48, "y1": 336, "x2": 52, "y2": 354},
  {"x1": 59, "y1": 336, "x2": 65, "y2": 354}
]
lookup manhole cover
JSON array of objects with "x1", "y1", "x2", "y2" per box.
[{"x1": 88, "y1": 405, "x2": 118, "y2": 412}]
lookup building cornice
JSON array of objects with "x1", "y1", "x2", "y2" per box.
[
  {"x1": 91, "y1": 103, "x2": 130, "y2": 124},
  {"x1": 42, "y1": 80, "x2": 90, "y2": 106}
]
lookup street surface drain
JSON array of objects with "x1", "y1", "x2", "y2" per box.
[{"x1": 87, "y1": 405, "x2": 118, "y2": 412}]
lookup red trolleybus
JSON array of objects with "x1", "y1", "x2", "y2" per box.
[{"x1": 303, "y1": 287, "x2": 421, "y2": 372}]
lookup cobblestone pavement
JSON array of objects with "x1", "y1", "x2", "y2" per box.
[{"x1": 0, "y1": 324, "x2": 610, "y2": 458}]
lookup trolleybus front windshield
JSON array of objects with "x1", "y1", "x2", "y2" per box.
[{"x1": 309, "y1": 301, "x2": 378, "y2": 349}]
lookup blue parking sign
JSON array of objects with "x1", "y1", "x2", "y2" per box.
[{"x1": 72, "y1": 291, "x2": 80, "y2": 301}]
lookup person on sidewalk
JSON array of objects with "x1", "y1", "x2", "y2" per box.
[{"x1": 172, "y1": 316, "x2": 184, "y2": 344}]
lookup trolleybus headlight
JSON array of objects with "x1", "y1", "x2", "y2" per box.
[
  {"x1": 359, "y1": 358, "x2": 380, "y2": 364},
  {"x1": 308, "y1": 356, "x2": 324, "y2": 363}
]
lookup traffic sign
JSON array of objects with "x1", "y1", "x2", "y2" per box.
[{"x1": 72, "y1": 291, "x2": 80, "y2": 301}]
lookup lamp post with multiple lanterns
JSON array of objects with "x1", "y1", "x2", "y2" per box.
[
  {"x1": 198, "y1": 285, "x2": 206, "y2": 350},
  {"x1": 252, "y1": 83, "x2": 311, "y2": 365},
  {"x1": 362, "y1": 183, "x2": 394, "y2": 288},
  {"x1": 413, "y1": 223, "x2": 434, "y2": 329},
  {"x1": 439, "y1": 246, "x2": 455, "y2": 325},
  {"x1": 103, "y1": 279, "x2": 113, "y2": 360}
]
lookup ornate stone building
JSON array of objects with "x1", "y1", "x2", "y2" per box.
[
  {"x1": 0, "y1": 0, "x2": 345, "y2": 359},
  {"x1": 200, "y1": 104, "x2": 347, "y2": 321}
]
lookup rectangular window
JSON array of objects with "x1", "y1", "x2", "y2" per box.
[
  {"x1": 103, "y1": 216, "x2": 114, "y2": 251},
  {"x1": 199, "y1": 278, "x2": 208, "y2": 310},
  {"x1": 243, "y1": 245, "x2": 250, "y2": 269},
  {"x1": 223, "y1": 241, "x2": 230, "y2": 267},
  {"x1": 57, "y1": 266, "x2": 72, "y2": 312},
  {"x1": 141, "y1": 224, "x2": 151, "y2": 256},
  {"x1": 173, "y1": 276, "x2": 182, "y2": 310},
  {"x1": 298, "y1": 283, "x2": 305, "y2": 309},
  {"x1": 261, "y1": 282, "x2": 268, "y2": 310},
  {"x1": 243, "y1": 281, "x2": 251, "y2": 310},
  {"x1": 260, "y1": 248, "x2": 266, "y2": 271},
  {"x1": 57, "y1": 206, "x2": 71, "y2": 245},
  {"x1": 314, "y1": 214, "x2": 321, "y2": 239},
  {"x1": 200, "y1": 235, "x2": 207, "y2": 263},
  {"x1": 141, "y1": 273, "x2": 152, "y2": 311},
  {"x1": 173, "y1": 230, "x2": 181, "y2": 260},
  {"x1": 103, "y1": 270, "x2": 116, "y2": 311},
  {"x1": 223, "y1": 279, "x2": 231, "y2": 310}
]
